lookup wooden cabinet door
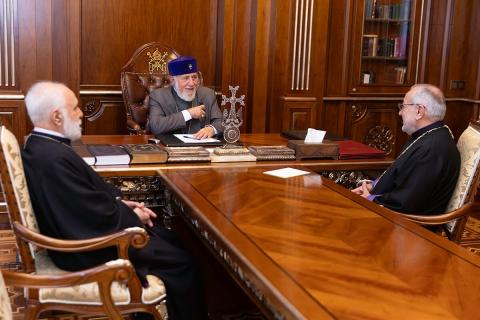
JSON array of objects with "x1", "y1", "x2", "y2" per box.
[
  {"x1": 345, "y1": 101, "x2": 407, "y2": 157},
  {"x1": 349, "y1": 0, "x2": 424, "y2": 95}
]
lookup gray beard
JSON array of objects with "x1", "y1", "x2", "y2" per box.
[
  {"x1": 173, "y1": 83, "x2": 196, "y2": 102},
  {"x1": 62, "y1": 114, "x2": 82, "y2": 141}
]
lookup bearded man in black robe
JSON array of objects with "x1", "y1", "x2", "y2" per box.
[
  {"x1": 352, "y1": 84, "x2": 460, "y2": 214},
  {"x1": 21, "y1": 81, "x2": 207, "y2": 320}
]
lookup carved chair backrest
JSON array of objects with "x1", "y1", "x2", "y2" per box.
[
  {"x1": 444, "y1": 122, "x2": 480, "y2": 240},
  {"x1": 121, "y1": 42, "x2": 179, "y2": 133},
  {"x1": 0, "y1": 126, "x2": 39, "y2": 272}
]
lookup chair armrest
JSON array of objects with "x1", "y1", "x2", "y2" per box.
[
  {"x1": 399, "y1": 203, "x2": 473, "y2": 225},
  {"x1": 2, "y1": 258, "x2": 133, "y2": 288},
  {"x1": 12, "y1": 222, "x2": 148, "y2": 259},
  {"x1": 2, "y1": 259, "x2": 134, "y2": 319}
]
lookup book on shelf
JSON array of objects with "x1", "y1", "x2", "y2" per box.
[
  {"x1": 395, "y1": 67, "x2": 406, "y2": 84},
  {"x1": 364, "y1": 0, "x2": 376, "y2": 19},
  {"x1": 362, "y1": 34, "x2": 378, "y2": 57},
  {"x1": 71, "y1": 143, "x2": 96, "y2": 165},
  {"x1": 336, "y1": 140, "x2": 385, "y2": 159},
  {"x1": 361, "y1": 71, "x2": 375, "y2": 84},
  {"x1": 86, "y1": 144, "x2": 131, "y2": 165},
  {"x1": 122, "y1": 144, "x2": 167, "y2": 164},
  {"x1": 164, "y1": 146, "x2": 211, "y2": 162}
]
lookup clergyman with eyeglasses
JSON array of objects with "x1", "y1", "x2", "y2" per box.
[
  {"x1": 352, "y1": 84, "x2": 460, "y2": 214},
  {"x1": 148, "y1": 56, "x2": 223, "y2": 139}
]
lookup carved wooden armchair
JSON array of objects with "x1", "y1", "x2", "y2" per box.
[
  {"x1": 397, "y1": 121, "x2": 480, "y2": 243},
  {"x1": 0, "y1": 262, "x2": 134, "y2": 320},
  {"x1": 121, "y1": 42, "x2": 179, "y2": 135},
  {"x1": 0, "y1": 126, "x2": 167, "y2": 319}
]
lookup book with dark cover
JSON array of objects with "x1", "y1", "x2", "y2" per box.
[
  {"x1": 72, "y1": 144, "x2": 96, "y2": 165},
  {"x1": 164, "y1": 146, "x2": 211, "y2": 163},
  {"x1": 337, "y1": 140, "x2": 385, "y2": 159},
  {"x1": 86, "y1": 144, "x2": 131, "y2": 165},
  {"x1": 122, "y1": 144, "x2": 167, "y2": 164}
]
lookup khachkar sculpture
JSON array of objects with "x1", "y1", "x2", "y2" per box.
[
  {"x1": 221, "y1": 85, "x2": 244, "y2": 146},
  {"x1": 211, "y1": 85, "x2": 256, "y2": 162}
]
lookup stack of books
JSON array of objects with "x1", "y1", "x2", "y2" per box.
[
  {"x1": 164, "y1": 146, "x2": 211, "y2": 162},
  {"x1": 72, "y1": 143, "x2": 168, "y2": 165},
  {"x1": 87, "y1": 144, "x2": 131, "y2": 165},
  {"x1": 248, "y1": 146, "x2": 296, "y2": 161},
  {"x1": 122, "y1": 144, "x2": 167, "y2": 164},
  {"x1": 210, "y1": 146, "x2": 256, "y2": 163}
]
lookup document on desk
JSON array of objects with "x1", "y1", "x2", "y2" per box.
[
  {"x1": 174, "y1": 134, "x2": 221, "y2": 144},
  {"x1": 263, "y1": 167, "x2": 310, "y2": 179}
]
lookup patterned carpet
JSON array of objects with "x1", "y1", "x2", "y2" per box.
[{"x1": 3, "y1": 215, "x2": 480, "y2": 319}]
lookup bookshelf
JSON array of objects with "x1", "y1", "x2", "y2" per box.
[{"x1": 351, "y1": 0, "x2": 418, "y2": 92}]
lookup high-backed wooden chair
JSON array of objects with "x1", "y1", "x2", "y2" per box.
[
  {"x1": 397, "y1": 121, "x2": 480, "y2": 243},
  {"x1": 121, "y1": 42, "x2": 180, "y2": 135},
  {"x1": 0, "y1": 126, "x2": 167, "y2": 319}
]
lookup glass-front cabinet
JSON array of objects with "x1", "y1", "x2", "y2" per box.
[{"x1": 350, "y1": 0, "x2": 423, "y2": 94}]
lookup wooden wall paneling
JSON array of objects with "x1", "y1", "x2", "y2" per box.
[
  {"x1": 268, "y1": 0, "x2": 292, "y2": 132},
  {"x1": 249, "y1": 0, "x2": 273, "y2": 133},
  {"x1": 0, "y1": 100, "x2": 26, "y2": 139},
  {"x1": 280, "y1": 97, "x2": 316, "y2": 131},
  {"x1": 80, "y1": 0, "x2": 218, "y2": 87},
  {"x1": 17, "y1": 0, "x2": 36, "y2": 93},
  {"x1": 344, "y1": 101, "x2": 404, "y2": 156},
  {"x1": 218, "y1": 0, "x2": 253, "y2": 132},
  {"x1": 444, "y1": 1, "x2": 478, "y2": 98},
  {"x1": 321, "y1": 101, "x2": 346, "y2": 136},
  {"x1": 444, "y1": 100, "x2": 477, "y2": 140},
  {"x1": 51, "y1": 0, "x2": 80, "y2": 91},
  {"x1": 422, "y1": 0, "x2": 451, "y2": 88},
  {"x1": 269, "y1": 0, "x2": 330, "y2": 132},
  {"x1": 0, "y1": 0, "x2": 20, "y2": 91},
  {"x1": 81, "y1": 95, "x2": 126, "y2": 135},
  {"x1": 324, "y1": 0, "x2": 351, "y2": 96}
]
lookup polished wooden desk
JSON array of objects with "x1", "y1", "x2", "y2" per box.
[{"x1": 159, "y1": 166, "x2": 480, "y2": 320}]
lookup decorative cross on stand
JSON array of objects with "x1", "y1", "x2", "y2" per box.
[
  {"x1": 221, "y1": 85, "x2": 244, "y2": 146},
  {"x1": 211, "y1": 85, "x2": 256, "y2": 162}
]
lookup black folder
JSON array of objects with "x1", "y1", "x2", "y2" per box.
[{"x1": 155, "y1": 134, "x2": 225, "y2": 147}]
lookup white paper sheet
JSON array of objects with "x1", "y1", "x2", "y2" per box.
[
  {"x1": 263, "y1": 167, "x2": 311, "y2": 179},
  {"x1": 174, "y1": 134, "x2": 221, "y2": 144},
  {"x1": 304, "y1": 128, "x2": 326, "y2": 144}
]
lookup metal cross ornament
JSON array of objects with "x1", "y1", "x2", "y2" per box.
[{"x1": 221, "y1": 85, "x2": 245, "y2": 144}]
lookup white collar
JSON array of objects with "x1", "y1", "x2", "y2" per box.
[{"x1": 33, "y1": 127, "x2": 66, "y2": 138}]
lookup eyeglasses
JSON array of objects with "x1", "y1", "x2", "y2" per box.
[
  {"x1": 397, "y1": 103, "x2": 422, "y2": 111},
  {"x1": 177, "y1": 74, "x2": 200, "y2": 83}
]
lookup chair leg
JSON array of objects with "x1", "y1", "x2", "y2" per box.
[{"x1": 24, "y1": 304, "x2": 40, "y2": 320}]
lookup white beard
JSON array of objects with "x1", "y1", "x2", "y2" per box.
[
  {"x1": 173, "y1": 80, "x2": 197, "y2": 102},
  {"x1": 62, "y1": 110, "x2": 82, "y2": 141}
]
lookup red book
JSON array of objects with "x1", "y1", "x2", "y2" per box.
[{"x1": 337, "y1": 140, "x2": 385, "y2": 159}]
